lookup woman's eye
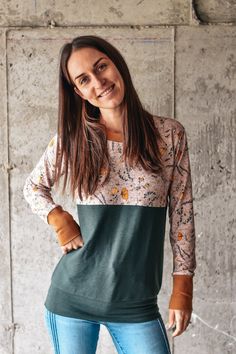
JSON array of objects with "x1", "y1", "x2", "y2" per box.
[
  {"x1": 79, "y1": 64, "x2": 107, "y2": 85},
  {"x1": 98, "y1": 63, "x2": 107, "y2": 71},
  {"x1": 80, "y1": 77, "x2": 88, "y2": 85}
]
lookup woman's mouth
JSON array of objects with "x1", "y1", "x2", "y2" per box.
[{"x1": 98, "y1": 84, "x2": 115, "y2": 98}]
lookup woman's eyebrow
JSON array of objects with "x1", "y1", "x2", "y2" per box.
[{"x1": 74, "y1": 57, "x2": 107, "y2": 81}]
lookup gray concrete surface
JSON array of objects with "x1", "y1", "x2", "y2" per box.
[
  {"x1": 0, "y1": 29, "x2": 13, "y2": 354},
  {"x1": 0, "y1": 0, "x2": 190, "y2": 26},
  {"x1": 0, "y1": 1, "x2": 235, "y2": 354},
  {"x1": 195, "y1": 0, "x2": 236, "y2": 23},
  {"x1": 175, "y1": 25, "x2": 236, "y2": 354}
]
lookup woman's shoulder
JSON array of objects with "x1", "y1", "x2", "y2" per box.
[
  {"x1": 152, "y1": 115, "x2": 187, "y2": 151},
  {"x1": 152, "y1": 115, "x2": 186, "y2": 134}
]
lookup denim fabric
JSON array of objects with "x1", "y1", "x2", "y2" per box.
[{"x1": 44, "y1": 307, "x2": 171, "y2": 354}]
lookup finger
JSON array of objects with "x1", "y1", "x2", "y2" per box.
[
  {"x1": 72, "y1": 236, "x2": 84, "y2": 249},
  {"x1": 167, "y1": 309, "x2": 175, "y2": 330},
  {"x1": 61, "y1": 247, "x2": 68, "y2": 255},
  {"x1": 61, "y1": 243, "x2": 73, "y2": 254},
  {"x1": 172, "y1": 313, "x2": 184, "y2": 337},
  {"x1": 172, "y1": 323, "x2": 181, "y2": 337},
  {"x1": 61, "y1": 235, "x2": 83, "y2": 253},
  {"x1": 72, "y1": 242, "x2": 82, "y2": 250},
  {"x1": 67, "y1": 243, "x2": 73, "y2": 251},
  {"x1": 183, "y1": 314, "x2": 192, "y2": 331}
]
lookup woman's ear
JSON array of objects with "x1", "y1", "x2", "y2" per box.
[{"x1": 74, "y1": 86, "x2": 84, "y2": 98}]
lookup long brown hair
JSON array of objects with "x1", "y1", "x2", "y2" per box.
[{"x1": 55, "y1": 35, "x2": 164, "y2": 200}]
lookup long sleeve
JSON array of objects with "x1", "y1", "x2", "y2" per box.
[
  {"x1": 167, "y1": 125, "x2": 196, "y2": 310},
  {"x1": 23, "y1": 134, "x2": 61, "y2": 224},
  {"x1": 23, "y1": 135, "x2": 83, "y2": 246}
]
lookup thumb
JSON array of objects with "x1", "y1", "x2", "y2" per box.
[{"x1": 167, "y1": 309, "x2": 175, "y2": 330}]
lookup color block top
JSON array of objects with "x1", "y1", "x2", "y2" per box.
[{"x1": 23, "y1": 115, "x2": 196, "y2": 322}]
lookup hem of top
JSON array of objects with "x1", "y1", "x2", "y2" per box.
[
  {"x1": 44, "y1": 284, "x2": 161, "y2": 323},
  {"x1": 44, "y1": 303, "x2": 161, "y2": 324}
]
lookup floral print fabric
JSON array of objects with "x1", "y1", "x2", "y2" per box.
[{"x1": 23, "y1": 116, "x2": 196, "y2": 276}]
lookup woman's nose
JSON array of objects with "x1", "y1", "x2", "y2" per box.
[{"x1": 92, "y1": 75, "x2": 106, "y2": 88}]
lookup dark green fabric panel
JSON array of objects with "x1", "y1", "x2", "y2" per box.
[
  {"x1": 45, "y1": 204, "x2": 167, "y2": 322},
  {"x1": 45, "y1": 285, "x2": 161, "y2": 323}
]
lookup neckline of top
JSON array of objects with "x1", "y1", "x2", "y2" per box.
[{"x1": 105, "y1": 128, "x2": 124, "y2": 143}]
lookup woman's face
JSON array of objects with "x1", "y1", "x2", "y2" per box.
[{"x1": 67, "y1": 47, "x2": 125, "y2": 110}]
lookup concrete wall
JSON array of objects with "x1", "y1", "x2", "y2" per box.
[{"x1": 0, "y1": 1, "x2": 235, "y2": 353}]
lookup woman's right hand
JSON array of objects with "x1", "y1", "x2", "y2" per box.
[{"x1": 61, "y1": 235, "x2": 84, "y2": 255}]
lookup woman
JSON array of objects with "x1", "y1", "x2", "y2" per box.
[{"x1": 23, "y1": 35, "x2": 196, "y2": 354}]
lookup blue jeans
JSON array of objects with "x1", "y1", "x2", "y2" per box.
[{"x1": 44, "y1": 308, "x2": 171, "y2": 354}]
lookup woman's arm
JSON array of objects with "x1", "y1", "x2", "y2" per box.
[
  {"x1": 167, "y1": 124, "x2": 196, "y2": 336},
  {"x1": 23, "y1": 135, "x2": 60, "y2": 223},
  {"x1": 23, "y1": 135, "x2": 83, "y2": 249}
]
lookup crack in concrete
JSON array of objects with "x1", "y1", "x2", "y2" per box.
[
  {"x1": 191, "y1": 0, "x2": 205, "y2": 25},
  {"x1": 192, "y1": 312, "x2": 236, "y2": 342},
  {"x1": 5, "y1": 28, "x2": 15, "y2": 354}
]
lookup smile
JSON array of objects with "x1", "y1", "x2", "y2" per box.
[{"x1": 98, "y1": 84, "x2": 115, "y2": 98}]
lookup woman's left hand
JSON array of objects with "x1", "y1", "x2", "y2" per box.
[{"x1": 167, "y1": 309, "x2": 192, "y2": 337}]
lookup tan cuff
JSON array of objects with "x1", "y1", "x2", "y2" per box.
[
  {"x1": 169, "y1": 274, "x2": 193, "y2": 311},
  {"x1": 47, "y1": 206, "x2": 81, "y2": 246}
]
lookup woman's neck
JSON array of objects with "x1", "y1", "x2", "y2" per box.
[{"x1": 99, "y1": 107, "x2": 125, "y2": 134}]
